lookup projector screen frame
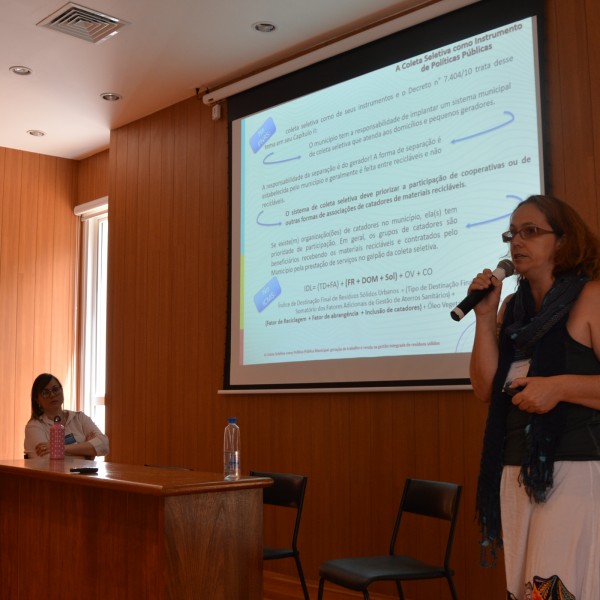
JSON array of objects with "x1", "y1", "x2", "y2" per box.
[{"x1": 223, "y1": 0, "x2": 547, "y2": 393}]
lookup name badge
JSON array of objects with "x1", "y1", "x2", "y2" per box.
[{"x1": 503, "y1": 358, "x2": 531, "y2": 395}]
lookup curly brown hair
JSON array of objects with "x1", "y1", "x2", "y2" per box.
[{"x1": 513, "y1": 195, "x2": 600, "y2": 279}]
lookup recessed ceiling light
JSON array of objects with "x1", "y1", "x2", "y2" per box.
[
  {"x1": 27, "y1": 130, "x2": 46, "y2": 137},
  {"x1": 100, "y1": 92, "x2": 122, "y2": 101},
  {"x1": 252, "y1": 22, "x2": 276, "y2": 33},
  {"x1": 10, "y1": 65, "x2": 32, "y2": 76}
]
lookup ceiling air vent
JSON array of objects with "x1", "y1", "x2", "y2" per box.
[{"x1": 37, "y1": 2, "x2": 130, "y2": 44}]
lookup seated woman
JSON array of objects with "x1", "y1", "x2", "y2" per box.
[{"x1": 25, "y1": 373, "x2": 109, "y2": 459}]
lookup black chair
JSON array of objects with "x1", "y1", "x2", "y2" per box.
[
  {"x1": 250, "y1": 470, "x2": 310, "y2": 600},
  {"x1": 317, "y1": 478, "x2": 462, "y2": 600}
]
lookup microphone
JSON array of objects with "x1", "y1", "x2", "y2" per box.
[{"x1": 450, "y1": 259, "x2": 514, "y2": 321}]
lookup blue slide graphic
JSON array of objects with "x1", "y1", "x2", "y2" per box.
[
  {"x1": 249, "y1": 117, "x2": 276, "y2": 153},
  {"x1": 466, "y1": 195, "x2": 523, "y2": 229},
  {"x1": 451, "y1": 111, "x2": 515, "y2": 144},
  {"x1": 263, "y1": 151, "x2": 302, "y2": 165},
  {"x1": 256, "y1": 210, "x2": 282, "y2": 227},
  {"x1": 253, "y1": 277, "x2": 282, "y2": 313}
]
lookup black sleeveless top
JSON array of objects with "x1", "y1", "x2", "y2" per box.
[{"x1": 504, "y1": 333, "x2": 600, "y2": 464}]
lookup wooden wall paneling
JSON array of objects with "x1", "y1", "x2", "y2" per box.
[
  {"x1": 549, "y1": 1, "x2": 596, "y2": 215},
  {"x1": 77, "y1": 149, "x2": 109, "y2": 204},
  {"x1": 540, "y1": 0, "x2": 565, "y2": 198},
  {"x1": 328, "y1": 393, "x2": 354, "y2": 555},
  {"x1": 391, "y1": 392, "x2": 417, "y2": 476},
  {"x1": 51, "y1": 159, "x2": 77, "y2": 388},
  {"x1": 243, "y1": 396, "x2": 272, "y2": 476},
  {"x1": 155, "y1": 107, "x2": 176, "y2": 464},
  {"x1": 413, "y1": 392, "x2": 440, "y2": 477},
  {"x1": 139, "y1": 115, "x2": 161, "y2": 464},
  {"x1": 127, "y1": 121, "x2": 153, "y2": 465},
  {"x1": 34, "y1": 157, "x2": 58, "y2": 375},
  {"x1": 169, "y1": 100, "x2": 201, "y2": 470},
  {"x1": 347, "y1": 395, "x2": 373, "y2": 549},
  {"x1": 122, "y1": 120, "x2": 151, "y2": 465},
  {"x1": 585, "y1": 0, "x2": 600, "y2": 231},
  {"x1": 135, "y1": 116, "x2": 157, "y2": 463},
  {"x1": 175, "y1": 99, "x2": 202, "y2": 470},
  {"x1": 0, "y1": 149, "x2": 22, "y2": 458},
  {"x1": 14, "y1": 152, "x2": 38, "y2": 447},
  {"x1": 142, "y1": 113, "x2": 158, "y2": 464},
  {"x1": 106, "y1": 98, "x2": 227, "y2": 467},
  {"x1": 0, "y1": 149, "x2": 77, "y2": 459},
  {"x1": 107, "y1": 126, "x2": 131, "y2": 461},
  {"x1": 134, "y1": 119, "x2": 153, "y2": 457},
  {"x1": 270, "y1": 398, "x2": 296, "y2": 474}
]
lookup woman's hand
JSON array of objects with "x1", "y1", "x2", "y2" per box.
[
  {"x1": 35, "y1": 442, "x2": 50, "y2": 457},
  {"x1": 509, "y1": 376, "x2": 560, "y2": 413},
  {"x1": 470, "y1": 268, "x2": 502, "y2": 317}
]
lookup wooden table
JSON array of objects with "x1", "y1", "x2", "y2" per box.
[{"x1": 0, "y1": 458, "x2": 272, "y2": 599}]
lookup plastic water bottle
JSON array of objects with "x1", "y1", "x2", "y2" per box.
[
  {"x1": 224, "y1": 417, "x2": 240, "y2": 480},
  {"x1": 50, "y1": 415, "x2": 65, "y2": 460}
]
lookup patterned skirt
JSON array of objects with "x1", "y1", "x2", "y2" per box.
[{"x1": 500, "y1": 461, "x2": 600, "y2": 599}]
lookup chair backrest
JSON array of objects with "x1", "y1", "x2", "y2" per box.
[
  {"x1": 250, "y1": 470, "x2": 308, "y2": 548},
  {"x1": 390, "y1": 478, "x2": 462, "y2": 568}
]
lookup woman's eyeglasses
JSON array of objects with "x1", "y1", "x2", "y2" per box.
[
  {"x1": 501, "y1": 225, "x2": 555, "y2": 243},
  {"x1": 40, "y1": 385, "x2": 62, "y2": 399}
]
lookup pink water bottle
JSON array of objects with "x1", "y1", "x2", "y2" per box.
[{"x1": 50, "y1": 415, "x2": 65, "y2": 459}]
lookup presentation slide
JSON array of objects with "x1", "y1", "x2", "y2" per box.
[{"x1": 229, "y1": 16, "x2": 543, "y2": 388}]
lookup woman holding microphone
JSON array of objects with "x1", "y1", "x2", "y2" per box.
[{"x1": 470, "y1": 195, "x2": 600, "y2": 599}]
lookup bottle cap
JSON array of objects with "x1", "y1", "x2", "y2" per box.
[{"x1": 228, "y1": 417, "x2": 237, "y2": 423}]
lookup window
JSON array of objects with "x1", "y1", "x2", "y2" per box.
[{"x1": 75, "y1": 198, "x2": 108, "y2": 432}]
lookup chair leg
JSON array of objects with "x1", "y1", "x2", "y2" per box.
[
  {"x1": 395, "y1": 580, "x2": 405, "y2": 600},
  {"x1": 293, "y1": 553, "x2": 311, "y2": 600},
  {"x1": 446, "y1": 575, "x2": 459, "y2": 600},
  {"x1": 319, "y1": 577, "x2": 370, "y2": 600},
  {"x1": 317, "y1": 578, "x2": 325, "y2": 600}
]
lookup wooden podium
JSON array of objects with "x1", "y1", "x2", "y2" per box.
[{"x1": 0, "y1": 458, "x2": 271, "y2": 599}]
